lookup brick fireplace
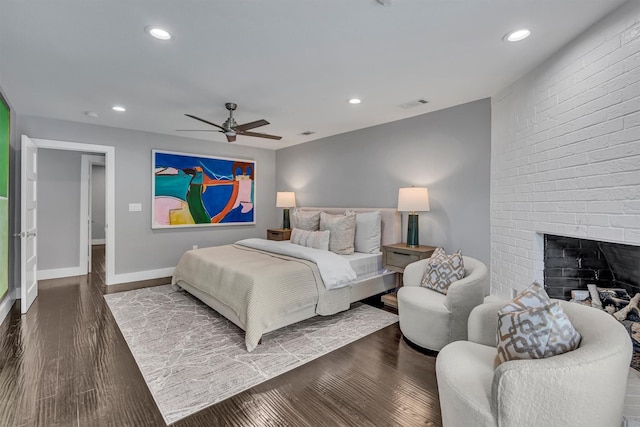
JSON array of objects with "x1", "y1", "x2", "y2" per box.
[{"x1": 490, "y1": 1, "x2": 640, "y2": 298}]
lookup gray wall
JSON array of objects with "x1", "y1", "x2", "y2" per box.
[
  {"x1": 91, "y1": 164, "x2": 105, "y2": 241},
  {"x1": 276, "y1": 98, "x2": 491, "y2": 266},
  {"x1": 37, "y1": 149, "x2": 82, "y2": 270},
  {"x1": 15, "y1": 115, "x2": 277, "y2": 276},
  {"x1": 10, "y1": 99, "x2": 488, "y2": 281}
]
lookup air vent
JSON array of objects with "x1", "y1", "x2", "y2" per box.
[
  {"x1": 299, "y1": 131, "x2": 316, "y2": 136},
  {"x1": 398, "y1": 99, "x2": 429, "y2": 109}
]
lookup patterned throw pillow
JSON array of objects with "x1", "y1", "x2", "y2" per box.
[
  {"x1": 500, "y1": 281, "x2": 551, "y2": 313},
  {"x1": 290, "y1": 228, "x2": 330, "y2": 251},
  {"x1": 495, "y1": 282, "x2": 582, "y2": 366},
  {"x1": 429, "y1": 247, "x2": 446, "y2": 261},
  {"x1": 291, "y1": 210, "x2": 321, "y2": 231},
  {"x1": 420, "y1": 248, "x2": 465, "y2": 295},
  {"x1": 319, "y1": 212, "x2": 356, "y2": 255}
]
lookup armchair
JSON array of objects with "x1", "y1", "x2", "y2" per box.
[
  {"x1": 436, "y1": 300, "x2": 632, "y2": 427},
  {"x1": 397, "y1": 256, "x2": 489, "y2": 351}
]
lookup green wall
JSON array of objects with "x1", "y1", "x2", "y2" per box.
[{"x1": 0, "y1": 96, "x2": 8, "y2": 300}]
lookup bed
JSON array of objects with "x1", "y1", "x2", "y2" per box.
[{"x1": 172, "y1": 207, "x2": 401, "y2": 351}]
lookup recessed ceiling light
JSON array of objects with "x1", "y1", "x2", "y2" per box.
[
  {"x1": 348, "y1": 98, "x2": 361, "y2": 104},
  {"x1": 112, "y1": 105, "x2": 126, "y2": 112},
  {"x1": 145, "y1": 26, "x2": 171, "y2": 40},
  {"x1": 504, "y1": 29, "x2": 531, "y2": 42}
]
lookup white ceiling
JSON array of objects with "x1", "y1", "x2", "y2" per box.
[{"x1": 0, "y1": 0, "x2": 628, "y2": 150}]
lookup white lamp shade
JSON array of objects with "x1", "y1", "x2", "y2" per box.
[
  {"x1": 276, "y1": 191, "x2": 296, "y2": 208},
  {"x1": 397, "y1": 187, "x2": 430, "y2": 212}
]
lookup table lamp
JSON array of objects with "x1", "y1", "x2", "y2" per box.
[
  {"x1": 397, "y1": 187, "x2": 430, "y2": 247},
  {"x1": 276, "y1": 191, "x2": 296, "y2": 230}
]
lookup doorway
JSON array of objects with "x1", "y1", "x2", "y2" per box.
[
  {"x1": 81, "y1": 154, "x2": 106, "y2": 274},
  {"x1": 20, "y1": 137, "x2": 115, "y2": 314},
  {"x1": 90, "y1": 163, "x2": 106, "y2": 275}
]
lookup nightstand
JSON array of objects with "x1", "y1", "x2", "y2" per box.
[
  {"x1": 381, "y1": 243, "x2": 436, "y2": 309},
  {"x1": 267, "y1": 228, "x2": 291, "y2": 241}
]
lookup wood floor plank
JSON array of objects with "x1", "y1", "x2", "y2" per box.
[{"x1": 0, "y1": 246, "x2": 442, "y2": 426}]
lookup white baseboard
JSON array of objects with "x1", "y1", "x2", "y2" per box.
[
  {"x1": 0, "y1": 290, "x2": 16, "y2": 326},
  {"x1": 91, "y1": 239, "x2": 105, "y2": 245},
  {"x1": 36, "y1": 266, "x2": 173, "y2": 286},
  {"x1": 109, "y1": 267, "x2": 175, "y2": 285},
  {"x1": 37, "y1": 266, "x2": 84, "y2": 280}
]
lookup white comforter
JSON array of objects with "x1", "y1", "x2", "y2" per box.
[{"x1": 235, "y1": 238, "x2": 357, "y2": 289}]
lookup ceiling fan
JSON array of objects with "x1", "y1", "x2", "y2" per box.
[{"x1": 179, "y1": 102, "x2": 282, "y2": 142}]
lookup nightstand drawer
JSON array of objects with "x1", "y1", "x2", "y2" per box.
[
  {"x1": 267, "y1": 229, "x2": 291, "y2": 241},
  {"x1": 381, "y1": 244, "x2": 436, "y2": 274},
  {"x1": 385, "y1": 250, "x2": 423, "y2": 269}
]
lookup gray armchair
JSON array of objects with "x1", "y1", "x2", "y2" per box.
[{"x1": 397, "y1": 255, "x2": 489, "y2": 351}]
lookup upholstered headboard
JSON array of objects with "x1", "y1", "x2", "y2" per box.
[{"x1": 297, "y1": 207, "x2": 401, "y2": 247}]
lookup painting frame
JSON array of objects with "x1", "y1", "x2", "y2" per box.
[{"x1": 152, "y1": 149, "x2": 257, "y2": 229}]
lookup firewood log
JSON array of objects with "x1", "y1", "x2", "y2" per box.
[{"x1": 614, "y1": 292, "x2": 640, "y2": 321}]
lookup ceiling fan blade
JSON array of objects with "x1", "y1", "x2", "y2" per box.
[
  {"x1": 238, "y1": 130, "x2": 282, "y2": 140},
  {"x1": 175, "y1": 129, "x2": 222, "y2": 132},
  {"x1": 234, "y1": 119, "x2": 270, "y2": 132},
  {"x1": 226, "y1": 134, "x2": 237, "y2": 143},
  {"x1": 185, "y1": 114, "x2": 226, "y2": 131}
]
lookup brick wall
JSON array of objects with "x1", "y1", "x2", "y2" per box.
[{"x1": 491, "y1": 1, "x2": 640, "y2": 296}]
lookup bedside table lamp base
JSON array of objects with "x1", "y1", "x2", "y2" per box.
[
  {"x1": 276, "y1": 191, "x2": 296, "y2": 230},
  {"x1": 407, "y1": 213, "x2": 419, "y2": 247},
  {"x1": 398, "y1": 187, "x2": 428, "y2": 248}
]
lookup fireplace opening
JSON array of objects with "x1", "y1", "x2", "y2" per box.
[
  {"x1": 543, "y1": 234, "x2": 640, "y2": 300},
  {"x1": 543, "y1": 234, "x2": 640, "y2": 371}
]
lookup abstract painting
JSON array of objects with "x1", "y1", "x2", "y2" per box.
[
  {"x1": 0, "y1": 95, "x2": 9, "y2": 300},
  {"x1": 152, "y1": 150, "x2": 256, "y2": 228}
]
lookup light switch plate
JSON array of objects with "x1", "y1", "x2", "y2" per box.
[{"x1": 129, "y1": 203, "x2": 142, "y2": 212}]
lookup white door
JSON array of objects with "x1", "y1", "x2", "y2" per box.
[{"x1": 20, "y1": 135, "x2": 38, "y2": 314}]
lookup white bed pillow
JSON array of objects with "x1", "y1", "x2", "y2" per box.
[
  {"x1": 320, "y1": 212, "x2": 356, "y2": 255},
  {"x1": 290, "y1": 228, "x2": 330, "y2": 251},
  {"x1": 346, "y1": 210, "x2": 381, "y2": 254},
  {"x1": 291, "y1": 210, "x2": 321, "y2": 231}
]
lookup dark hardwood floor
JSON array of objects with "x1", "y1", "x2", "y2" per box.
[{"x1": 0, "y1": 245, "x2": 442, "y2": 426}]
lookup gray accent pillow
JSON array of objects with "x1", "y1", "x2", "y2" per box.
[
  {"x1": 291, "y1": 210, "x2": 321, "y2": 231},
  {"x1": 495, "y1": 282, "x2": 582, "y2": 366},
  {"x1": 420, "y1": 248, "x2": 464, "y2": 294},
  {"x1": 320, "y1": 212, "x2": 356, "y2": 255},
  {"x1": 290, "y1": 228, "x2": 330, "y2": 251},
  {"x1": 500, "y1": 281, "x2": 551, "y2": 311},
  {"x1": 346, "y1": 210, "x2": 382, "y2": 254}
]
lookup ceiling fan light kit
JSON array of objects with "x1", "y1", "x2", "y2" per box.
[{"x1": 182, "y1": 102, "x2": 282, "y2": 143}]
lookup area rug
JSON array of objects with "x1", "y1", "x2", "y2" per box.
[{"x1": 104, "y1": 285, "x2": 398, "y2": 424}]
